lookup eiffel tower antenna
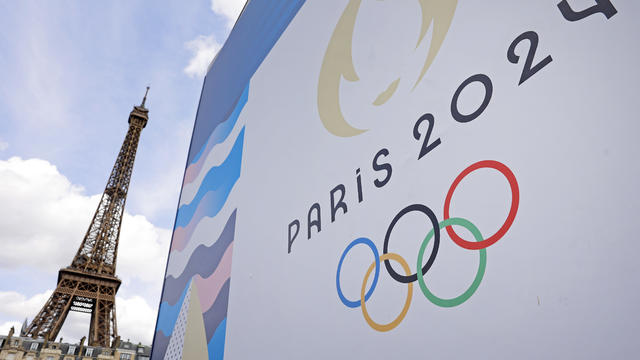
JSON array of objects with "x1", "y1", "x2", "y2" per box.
[
  {"x1": 24, "y1": 88, "x2": 150, "y2": 347},
  {"x1": 141, "y1": 86, "x2": 150, "y2": 107}
]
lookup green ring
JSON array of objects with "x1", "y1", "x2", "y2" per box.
[{"x1": 416, "y1": 217, "x2": 487, "y2": 307}]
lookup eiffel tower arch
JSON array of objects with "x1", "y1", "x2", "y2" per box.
[{"x1": 24, "y1": 88, "x2": 151, "y2": 347}]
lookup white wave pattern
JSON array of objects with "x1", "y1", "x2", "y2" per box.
[
  {"x1": 179, "y1": 116, "x2": 246, "y2": 207},
  {"x1": 166, "y1": 190, "x2": 239, "y2": 278}
]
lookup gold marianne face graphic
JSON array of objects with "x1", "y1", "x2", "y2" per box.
[{"x1": 318, "y1": 0, "x2": 458, "y2": 137}]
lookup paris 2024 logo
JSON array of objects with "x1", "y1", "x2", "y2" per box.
[
  {"x1": 315, "y1": 0, "x2": 521, "y2": 332},
  {"x1": 317, "y1": 0, "x2": 457, "y2": 137}
]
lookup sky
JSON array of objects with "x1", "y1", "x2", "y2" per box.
[{"x1": 0, "y1": 0, "x2": 246, "y2": 345}]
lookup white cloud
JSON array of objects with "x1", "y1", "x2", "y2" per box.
[
  {"x1": 182, "y1": 0, "x2": 244, "y2": 78},
  {"x1": 0, "y1": 140, "x2": 8, "y2": 151},
  {"x1": 211, "y1": 0, "x2": 245, "y2": 29},
  {"x1": 118, "y1": 214, "x2": 171, "y2": 289},
  {"x1": 0, "y1": 157, "x2": 96, "y2": 271},
  {"x1": 0, "y1": 321, "x2": 22, "y2": 337},
  {"x1": 184, "y1": 35, "x2": 222, "y2": 78},
  {"x1": 116, "y1": 295, "x2": 157, "y2": 344},
  {"x1": 0, "y1": 290, "x2": 53, "y2": 320},
  {"x1": 0, "y1": 157, "x2": 170, "y2": 344},
  {"x1": 0, "y1": 157, "x2": 170, "y2": 285}
]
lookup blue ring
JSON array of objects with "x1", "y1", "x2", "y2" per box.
[{"x1": 336, "y1": 237, "x2": 380, "y2": 308}]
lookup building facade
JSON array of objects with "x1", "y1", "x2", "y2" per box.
[{"x1": 0, "y1": 333, "x2": 150, "y2": 360}]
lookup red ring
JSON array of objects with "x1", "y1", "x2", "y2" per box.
[{"x1": 443, "y1": 160, "x2": 519, "y2": 250}]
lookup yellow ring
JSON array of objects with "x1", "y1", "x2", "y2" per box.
[{"x1": 360, "y1": 253, "x2": 413, "y2": 332}]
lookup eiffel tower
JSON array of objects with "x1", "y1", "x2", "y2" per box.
[{"x1": 24, "y1": 88, "x2": 150, "y2": 347}]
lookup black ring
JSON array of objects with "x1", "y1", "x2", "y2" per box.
[{"x1": 382, "y1": 204, "x2": 440, "y2": 284}]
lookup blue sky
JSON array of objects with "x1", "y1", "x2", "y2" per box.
[{"x1": 0, "y1": 0, "x2": 245, "y2": 345}]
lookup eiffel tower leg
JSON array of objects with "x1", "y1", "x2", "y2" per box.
[
  {"x1": 47, "y1": 290, "x2": 74, "y2": 341},
  {"x1": 88, "y1": 284, "x2": 118, "y2": 347},
  {"x1": 111, "y1": 299, "x2": 118, "y2": 340},
  {"x1": 89, "y1": 301, "x2": 99, "y2": 345},
  {"x1": 24, "y1": 283, "x2": 74, "y2": 341}
]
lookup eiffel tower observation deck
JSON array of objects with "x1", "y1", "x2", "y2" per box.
[{"x1": 23, "y1": 88, "x2": 150, "y2": 347}]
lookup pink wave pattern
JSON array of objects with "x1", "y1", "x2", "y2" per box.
[
  {"x1": 184, "y1": 138, "x2": 214, "y2": 185},
  {"x1": 172, "y1": 191, "x2": 224, "y2": 252},
  {"x1": 171, "y1": 217, "x2": 198, "y2": 252},
  {"x1": 194, "y1": 242, "x2": 234, "y2": 313}
]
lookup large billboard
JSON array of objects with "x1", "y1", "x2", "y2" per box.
[{"x1": 152, "y1": 1, "x2": 640, "y2": 359}]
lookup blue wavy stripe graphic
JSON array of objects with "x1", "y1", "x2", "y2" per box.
[
  {"x1": 176, "y1": 128, "x2": 244, "y2": 229},
  {"x1": 190, "y1": 84, "x2": 249, "y2": 165},
  {"x1": 203, "y1": 279, "x2": 230, "y2": 342},
  {"x1": 155, "y1": 280, "x2": 189, "y2": 336},
  {"x1": 152, "y1": 2, "x2": 308, "y2": 358},
  {"x1": 208, "y1": 318, "x2": 227, "y2": 360}
]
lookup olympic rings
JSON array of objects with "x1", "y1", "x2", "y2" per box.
[
  {"x1": 335, "y1": 160, "x2": 519, "y2": 331},
  {"x1": 360, "y1": 253, "x2": 413, "y2": 332},
  {"x1": 443, "y1": 160, "x2": 519, "y2": 250},
  {"x1": 336, "y1": 237, "x2": 380, "y2": 308},
  {"x1": 417, "y1": 217, "x2": 486, "y2": 307},
  {"x1": 383, "y1": 204, "x2": 440, "y2": 284}
]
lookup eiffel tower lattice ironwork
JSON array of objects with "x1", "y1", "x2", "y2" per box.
[{"x1": 24, "y1": 88, "x2": 150, "y2": 347}]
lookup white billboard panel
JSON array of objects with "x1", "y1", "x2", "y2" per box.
[{"x1": 153, "y1": 1, "x2": 640, "y2": 359}]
